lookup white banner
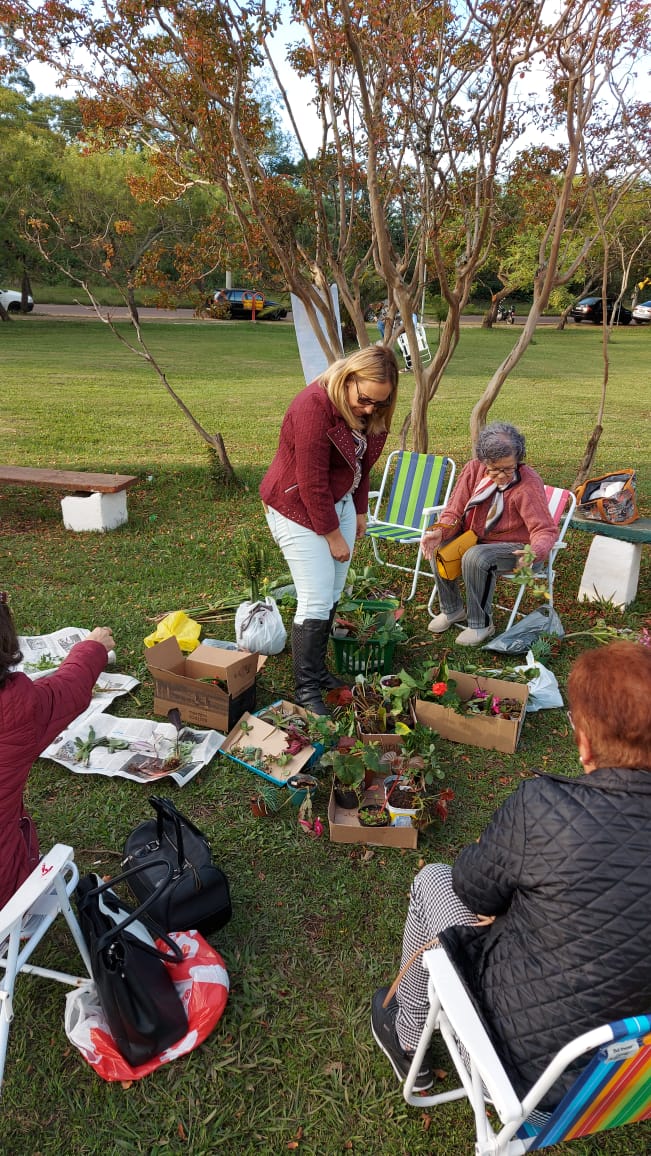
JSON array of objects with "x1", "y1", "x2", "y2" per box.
[{"x1": 291, "y1": 285, "x2": 343, "y2": 384}]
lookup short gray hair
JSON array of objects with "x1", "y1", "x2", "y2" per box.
[{"x1": 476, "y1": 422, "x2": 526, "y2": 464}]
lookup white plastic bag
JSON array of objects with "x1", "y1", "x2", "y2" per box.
[
  {"x1": 515, "y1": 649, "x2": 564, "y2": 712},
  {"x1": 235, "y1": 597, "x2": 287, "y2": 655}
]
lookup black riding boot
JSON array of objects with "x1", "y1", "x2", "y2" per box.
[
  {"x1": 291, "y1": 619, "x2": 329, "y2": 715},
  {"x1": 320, "y1": 604, "x2": 347, "y2": 690}
]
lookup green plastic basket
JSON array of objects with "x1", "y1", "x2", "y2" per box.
[{"x1": 330, "y1": 636, "x2": 397, "y2": 676}]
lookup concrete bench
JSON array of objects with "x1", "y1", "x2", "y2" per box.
[
  {"x1": 0, "y1": 466, "x2": 138, "y2": 531},
  {"x1": 571, "y1": 514, "x2": 651, "y2": 608}
]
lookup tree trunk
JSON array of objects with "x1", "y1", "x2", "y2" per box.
[{"x1": 573, "y1": 425, "x2": 603, "y2": 488}]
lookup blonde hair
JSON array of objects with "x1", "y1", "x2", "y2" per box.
[{"x1": 321, "y1": 346, "x2": 399, "y2": 433}]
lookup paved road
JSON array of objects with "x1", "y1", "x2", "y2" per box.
[{"x1": 33, "y1": 303, "x2": 562, "y2": 325}]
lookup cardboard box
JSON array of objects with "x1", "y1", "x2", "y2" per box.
[
  {"x1": 328, "y1": 774, "x2": 418, "y2": 849},
  {"x1": 220, "y1": 707, "x2": 319, "y2": 787},
  {"x1": 414, "y1": 670, "x2": 528, "y2": 754},
  {"x1": 145, "y1": 636, "x2": 265, "y2": 732}
]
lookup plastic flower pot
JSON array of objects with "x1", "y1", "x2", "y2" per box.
[
  {"x1": 357, "y1": 803, "x2": 390, "y2": 828},
  {"x1": 333, "y1": 782, "x2": 360, "y2": 809},
  {"x1": 383, "y1": 775, "x2": 420, "y2": 826},
  {"x1": 286, "y1": 773, "x2": 319, "y2": 808}
]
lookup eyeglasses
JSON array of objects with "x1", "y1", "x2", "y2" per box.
[
  {"x1": 353, "y1": 379, "x2": 393, "y2": 410},
  {"x1": 484, "y1": 464, "x2": 518, "y2": 478}
]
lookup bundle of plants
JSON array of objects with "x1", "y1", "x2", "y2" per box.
[
  {"x1": 330, "y1": 607, "x2": 407, "y2": 647},
  {"x1": 347, "y1": 675, "x2": 413, "y2": 736}
]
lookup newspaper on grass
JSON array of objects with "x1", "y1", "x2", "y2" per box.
[
  {"x1": 42, "y1": 711, "x2": 225, "y2": 787},
  {"x1": 16, "y1": 627, "x2": 139, "y2": 712}
]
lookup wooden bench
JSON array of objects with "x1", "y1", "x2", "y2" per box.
[
  {"x1": 571, "y1": 514, "x2": 651, "y2": 608},
  {"x1": 0, "y1": 467, "x2": 138, "y2": 531}
]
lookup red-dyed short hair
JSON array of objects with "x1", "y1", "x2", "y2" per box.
[{"x1": 568, "y1": 641, "x2": 651, "y2": 770}]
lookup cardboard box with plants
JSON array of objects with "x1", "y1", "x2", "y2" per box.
[
  {"x1": 220, "y1": 702, "x2": 334, "y2": 787},
  {"x1": 145, "y1": 636, "x2": 266, "y2": 732},
  {"x1": 323, "y1": 726, "x2": 453, "y2": 850},
  {"x1": 407, "y1": 658, "x2": 530, "y2": 754}
]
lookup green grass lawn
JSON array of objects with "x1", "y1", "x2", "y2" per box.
[{"x1": 1, "y1": 316, "x2": 650, "y2": 1155}]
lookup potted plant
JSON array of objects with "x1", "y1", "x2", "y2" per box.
[
  {"x1": 320, "y1": 737, "x2": 383, "y2": 807},
  {"x1": 349, "y1": 674, "x2": 413, "y2": 737},
  {"x1": 380, "y1": 725, "x2": 454, "y2": 829},
  {"x1": 249, "y1": 779, "x2": 285, "y2": 817},
  {"x1": 329, "y1": 606, "x2": 407, "y2": 677},
  {"x1": 357, "y1": 803, "x2": 390, "y2": 828}
]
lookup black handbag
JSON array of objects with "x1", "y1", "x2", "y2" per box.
[
  {"x1": 122, "y1": 796, "x2": 232, "y2": 936},
  {"x1": 75, "y1": 865, "x2": 188, "y2": 1067}
]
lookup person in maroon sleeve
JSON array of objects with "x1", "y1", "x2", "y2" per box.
[
  {"x1": 0, "y1": 592, "x2": 115, "y2": 909},
  {"x1": 260, "y1": 346, "x2": 399, "y2": 714},
  {"x1": 421, "y1": 422, "x2": 557, "y2": 645}
]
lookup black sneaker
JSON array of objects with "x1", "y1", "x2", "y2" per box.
[{"x1": 371, "y1": 987, "x2": 433, "y2": 1091}]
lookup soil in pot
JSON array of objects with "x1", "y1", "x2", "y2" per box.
[
  {"x1": 384, "y1": 775, "x2": 420, "y2": 811},
  {"x1": 357, "y1": 803, "x2": 390, "y2": 828}
]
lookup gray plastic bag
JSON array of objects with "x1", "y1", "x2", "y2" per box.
[{"x1": 483, "y1": 608, "x2": 564, "y2": 655}]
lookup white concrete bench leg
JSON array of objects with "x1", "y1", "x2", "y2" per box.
[
  {"x1": 60, "y1": 490, "x2": 128, "y2": 532},
  {"x1": 578, "y1": 536, "x2": 641, "y2": 608}
]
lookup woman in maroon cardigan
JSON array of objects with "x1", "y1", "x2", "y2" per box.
[
  {"x1": 421, "y1": 422, "x2": 557, "y2": 646},
  {"x1": 260, "y1": 347, "x2": 399, "y2": 714},
  {"x1": 0, "y1": 593, "x2": 114, "y2": 908}
]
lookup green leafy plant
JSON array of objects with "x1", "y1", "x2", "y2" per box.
[
  {"x1": 320, "y1": 737, "x2": 383, "y2": 792},
  {"x1": 332, "y1": 607, "x2": 407, "y2": 647}
]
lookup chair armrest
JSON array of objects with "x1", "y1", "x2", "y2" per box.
[
  {"x1": 425, "y1": 949, "x2": 522, "y2": 1120},
  {"x1": 0, "y1": 844, "x2": 75, "y2": 936}
]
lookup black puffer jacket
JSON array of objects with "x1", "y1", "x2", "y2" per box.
[{"x1": 439, "y1": 768, "x2": 651, "y2": 1108}]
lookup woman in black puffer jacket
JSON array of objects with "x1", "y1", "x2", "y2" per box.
[{"x1": 371, "y1": 641, "x2": 651, "y2": 1106}]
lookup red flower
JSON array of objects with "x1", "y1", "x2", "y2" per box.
[{"x1": 431, "y1": 681, "x2": 448, "y2": 696}]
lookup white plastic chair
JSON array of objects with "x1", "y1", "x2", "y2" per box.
[
  {"x1": 0, "y1": 844, "x2": 92, "y2": 1094},
  {"x1": 403, "y1": 947, "x2": 651, "y2": 1154},
  {"x1": 397, "y1": 322, "x2": 431, "y2": 367},
  {"x1": 427, "y1": 485, "x2": 577, "y2": 629}
]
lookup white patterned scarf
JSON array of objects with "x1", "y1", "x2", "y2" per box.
[{"x1": 464, "y1": 470, "x2": 520, "y2": 533}]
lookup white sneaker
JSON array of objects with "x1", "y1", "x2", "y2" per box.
[
  {"x1": 427, "y1": 609, "x2": 467, "y2": 634},
  {"x1": 454, "y1": 624, "x2": 495, "y2": 646}
]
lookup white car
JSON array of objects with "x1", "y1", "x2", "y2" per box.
[
  {"x1": 632, "y1": 299, "x2": 651, "y2": 324},
  {"x1": 0, "y1": 288, "x2": 34, "y2": 313}
]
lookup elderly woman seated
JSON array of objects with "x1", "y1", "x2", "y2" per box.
[
  {"x1": 371, "y1": 641, "x2": 651, "y2": 1106},
  {"x1": 421, "y1": 421, "x2": 557, "y2": 645}
]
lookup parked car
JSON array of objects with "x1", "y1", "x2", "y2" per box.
[
  {"x1": 0, "y1": 288, "x2": 34, "y2": 313},
  {"x1": 569, "y1": 296, "x2": 632, "y2": 325},
  {"x1": 632, "y1": 299, "x2": 651, "y2": 324},
  {"x1": 212, "y1": 288, "x2": 288, "y2": 320}
]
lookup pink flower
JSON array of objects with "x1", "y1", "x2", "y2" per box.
[
  {"x1": 640, "y1": 627, "x2": 651, "y2": 648},
  {"x1": 490, "y1": 696, "x2": 502, "y2": 715},
  {"x1": 431, "y1": 681, "x2": 448, "y2": 695}
]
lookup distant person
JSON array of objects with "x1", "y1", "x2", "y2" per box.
[
  {"x1": 0, "y1": 592, "x2": 115, "y2": 908},
  {"x1": 372, "y1": 640, "x2": 651, "y2": 1106},
  {"x1": 421, "y1": 422, "x2": 556, "y2": 645},
  {"x1": 260, "y1": 347, "x2": 399, "y2": 714}
]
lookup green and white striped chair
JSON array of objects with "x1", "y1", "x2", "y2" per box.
[
  {"x1": 366, "y1": 451, "x2": 456, "y2": 600},
  {"x1": 403, "y1": 947, "x2": 651, "y2": 1154}
]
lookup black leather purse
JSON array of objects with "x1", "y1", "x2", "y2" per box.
[
  {"x1": 76, "y1": 865, "x2": 188, "y2": 1067},
  {"x1": 122, "y1": 796, "x2": 232, "y2": 936}
]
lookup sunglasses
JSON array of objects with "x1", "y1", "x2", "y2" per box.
[{"x1": 353, "y1": 379, "x2": 393, "y2": 410}]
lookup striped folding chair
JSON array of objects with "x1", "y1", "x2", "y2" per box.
[
  {"x1": 403, "y1": 948, "x2": 651, "y2": 1155},
  {"x1": 366, "y1": 451, "x2": 456, "y2": 600}
]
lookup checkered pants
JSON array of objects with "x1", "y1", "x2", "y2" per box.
[
  {"x1": 396, "y1": 863, "x2": 477, "y2": 1051},
  {"x1": 434, "y1": 541, "x2": 524, "y2": 628}
]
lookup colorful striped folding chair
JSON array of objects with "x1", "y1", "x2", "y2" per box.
[
  {"x1": 403, "y1": 948, "x2": 651, "y2": 1155},
  {"x1": 366, "y1": 451, "x2": 456, "y2": 600},
  {"x1": 427, "y1": 484, "x2": 576, "y2": 628}
]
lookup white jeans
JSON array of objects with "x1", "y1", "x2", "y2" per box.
[{"x1": 264, "y1": 494, "x2": 357, "y2": 623}]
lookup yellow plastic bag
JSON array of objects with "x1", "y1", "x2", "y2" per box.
[{"x1": 144, "y1": 610, "x2": 201, "y2": 653}]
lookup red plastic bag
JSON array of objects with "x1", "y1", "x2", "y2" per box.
[{"x1": 65, "y1": 930, "x2": 229, "y2": 1081}]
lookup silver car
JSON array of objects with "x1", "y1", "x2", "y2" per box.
[{"x1": 632, "y1": 299, "x2": 651, "y2": 324}]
